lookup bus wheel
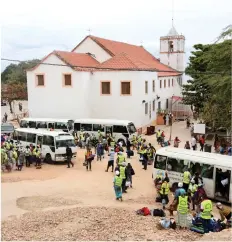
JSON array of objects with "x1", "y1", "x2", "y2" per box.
[
  {"x1": 118, "y1": 139, "x2": 126, "y2": 147},
  {"x1": 44, "y1": 153, "x2": 52, "y2": 164}
]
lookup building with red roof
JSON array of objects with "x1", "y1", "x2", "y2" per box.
[{"x1": 27, "y1": 27, "x2": 186, "y2": 129}]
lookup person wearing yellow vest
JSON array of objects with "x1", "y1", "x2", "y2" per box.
[
  {"x1": 132, "y1": 135, "x2": 137, "y2": 150},
  {"x1": 200, "y1": 195, "x2": 213, "y2": 233},
  {"x1": 183, "y1": 169, "x2": 191, "y2": 192},
  {"x1": 188, "y1": 179, "x2": 198, "y2": 211},
  {"x1": 156, "y1": 129, "x2": 162, "y2": 144},
  {"x1": 119, "y1": 162, "x2": 127, "y2": 193},
  {"x1": 113, "y1": 170, "x2": 123, "y2": 201},
  {"x1": 32, "y1": 146, "x2": 37, "y2": 164},
  {"x1": 12, "y1": 148, "x2": 18, "y2": 170},
  {"x1": 159, "y1": 178, "x2": 170, "y2": 209},
  {"x1": 5, "y1": 141, "x2": 10, "y2": 151},
  {"x1": 177, "y1": 192, "x2": 189, "y2": 228},
  {"x1": 117, "y1": 151, "x2": 125, "y2": 166},
  {"x1": 35, "y1": 146, "x2": 42, "y2": 169}
]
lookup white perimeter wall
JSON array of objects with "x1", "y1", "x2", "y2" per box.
[
  {"x1": 27, "y1": 54, "x2": 91, "y2": 119},
  {"x1": 72, "y1": 37, "x2": 112, "y2": 63}
]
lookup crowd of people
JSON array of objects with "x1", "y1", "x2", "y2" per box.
[
  {"x1": 1, "y1": 135, "x2": 42, "y2": 172},
  {"x1": 154, "y1": 169, "x2": 231, "y2": 233},
  {"x1": 72, "y1": 130, "x2": 157, "y2": 201}
]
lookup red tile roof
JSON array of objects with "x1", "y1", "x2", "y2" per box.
[
  {"x1": 28, "y1": 50, "x2": 99, "y2": 71},
  {"x1": 85, "y1": 35, "x2": 181, "y2": 76},
  {"x1": 54, "y1": 51, "x2": 99, "y2": 69},
  {"x1": 99, "y1": 52, "x2": 152, "y2": 70},
  {"x1": 30, "y1": 36, "x2": 181, "y2": 76}
]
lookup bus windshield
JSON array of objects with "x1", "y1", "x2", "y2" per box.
[
  {"x1": 56, "y1": 139, "x2": 76, "y2": 148},
  {"x1": 127, "y1": 122, "x2": 136, "y2": 134}
]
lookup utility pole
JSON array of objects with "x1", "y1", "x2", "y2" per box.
[
  {"x1": 169, "y1": 95, "x2": 174, "y2": 141},
  {"x1": 169, "y1": 95, "x2": 180, "y2": 141}
]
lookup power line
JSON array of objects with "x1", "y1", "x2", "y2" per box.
[{"x1": 1, "y1": 58, "x2": 230, "y2": 75}]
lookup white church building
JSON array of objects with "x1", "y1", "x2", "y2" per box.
[{"x1": 27, "y1": 26, "x2": 186, "y2": 130}]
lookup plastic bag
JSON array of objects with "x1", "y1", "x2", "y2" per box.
[{"x1": 126, "y1": 180, "x2": 131, "y2": 187}]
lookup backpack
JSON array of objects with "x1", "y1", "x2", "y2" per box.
[
  {"x1": 136, "y1": 207, "x2": 151, "y2": 216},
  {"x1": 153, "y1": 209, "x2": 165, "y2": 217}
]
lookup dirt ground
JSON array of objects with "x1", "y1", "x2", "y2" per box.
[{"x1": 1, "y1": 122, "x2": 231, "y2": 241}]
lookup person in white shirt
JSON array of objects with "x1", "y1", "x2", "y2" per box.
[{"x1": 191, "y1": 136, "x2": 197, "y2": 150}]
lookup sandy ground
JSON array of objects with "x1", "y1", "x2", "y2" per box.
[{"x1": 1, "y1": 121, "x2": 231, "y2": 241}]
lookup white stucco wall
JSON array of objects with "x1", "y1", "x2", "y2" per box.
[
  {"x1": 27, "y1": 54, "x2": 91, "y2": 119},
  {"x1": 157, "y1": 76, "x2": 182, "y2": 110},
  {"x1": 72, "y1": 37, "x2": 112, "y2": 63},
  {"x1": 87, "y1": 71, "x2": 159, "y2": 128}
]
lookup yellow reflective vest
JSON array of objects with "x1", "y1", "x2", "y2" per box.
[
  {"x1": 114, "y1": 176, "x2": 122, "y2": 187},
  {"x1": 183, "y1": 171, "x2": 191, "y2": 184},
  {"x1": 120, "y1": 166, "x2": 126, "y2": 179},
  {"x1": 188, "y1": 184, "x2": 198, "y2": 196},
  {"x1": 201, "y1": 199, "x2": 213, "y2": 219},
  {"x1": 13, "y1": 150, "x2": 18, "y2": 159},
  {"x1": 157, "y1": 131, "x2": 161, "y2": 137},
  {"x1": 177, "y1": 196, "x2": 188, "y2": 214},
  {"x1": 118, "y1": 154, "x2": 125, "y2": 164},
  {"x1": 160, "y1": 181, "x2": 170, "y2": 195}
]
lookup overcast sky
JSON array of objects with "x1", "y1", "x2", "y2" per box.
[{"x1": 1, "y1": 0, "x2": 232, "y2": 71}]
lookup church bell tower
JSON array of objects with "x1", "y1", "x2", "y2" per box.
[{"x1": 159, "y1": 26, "x2": 185, "y2": 72}]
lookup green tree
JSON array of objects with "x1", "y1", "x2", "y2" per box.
[
  {"x1": 1, "y1": 82, "x2": 28, "y2": 114},
  {"x1": 1, "y1": 59, "x2": 40, "y2": 84},
  {"x1": 182, "y1": 34, "x2": 231, "y2": 130}
]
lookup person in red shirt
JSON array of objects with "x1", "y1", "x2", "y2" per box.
[{"x1": 199, "y1": 135, "x2": 205, "y2": 152}]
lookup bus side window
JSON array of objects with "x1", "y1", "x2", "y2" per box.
[
  {"x1": 43, "y1": 135, "x2": 54, "y2": 147},
  {"x1": 190, "y1": 162, "x2": 201, "y2": 176},
  {"x1": 113, "y1": 125, "x2": 127, "y2": 133},
  {"x1": 27, "y1": 133, "x2": 36, "y2": 143},
  {"x1": 74, "y1": 123, "x2": 80, "y2": 131},
  {"x1": 13, "y1": 131, "x2": 18, "y2": 140},
  {"x1": 37, "y1": 122, "x2": 47, "y2": 129},
  {"x1": 167, "y1": 158, "x2": 189, "y2": 173},
  {"x1": 93, "y1": 124, "x2": 104, "y2": 132},
  {"x1": 81, "y1": 123, "x2": 92, "y2": 131},
  {"x1": 18, "y1": 132, "x2": 22, "y2": 141},
  {"x1": 201, "y1": 164, "x2": 214, "y2": 179},
  {"x1": 48, "y1": 122, "x2": 54, "y2": 130},
  {"x1": 154, "y1": 155, "x2": 167, "y2": 170},
  {"x1": 20, "y1": 132, "x2": 27, "y2": 142},
  {"x1": 29, "y1": 121, "x2": 36, "y2": 128}
]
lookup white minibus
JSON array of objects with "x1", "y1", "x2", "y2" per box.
[
  {"x1": 74, "y1": 119, "x2": 137, "y2": 145},
  {"x1": 13, "y1": 128, "x2": 77, "y2": 163},
  {"x1": 153, "y1": 147, "x2": 232, "y2": 203},
  {"x1": 19, "y1": 118, "x2": 74, "y2": 133}
]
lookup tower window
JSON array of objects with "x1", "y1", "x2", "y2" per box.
[{"x1": 168, "y1": 41, "x2": 174, "y2": 52}]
